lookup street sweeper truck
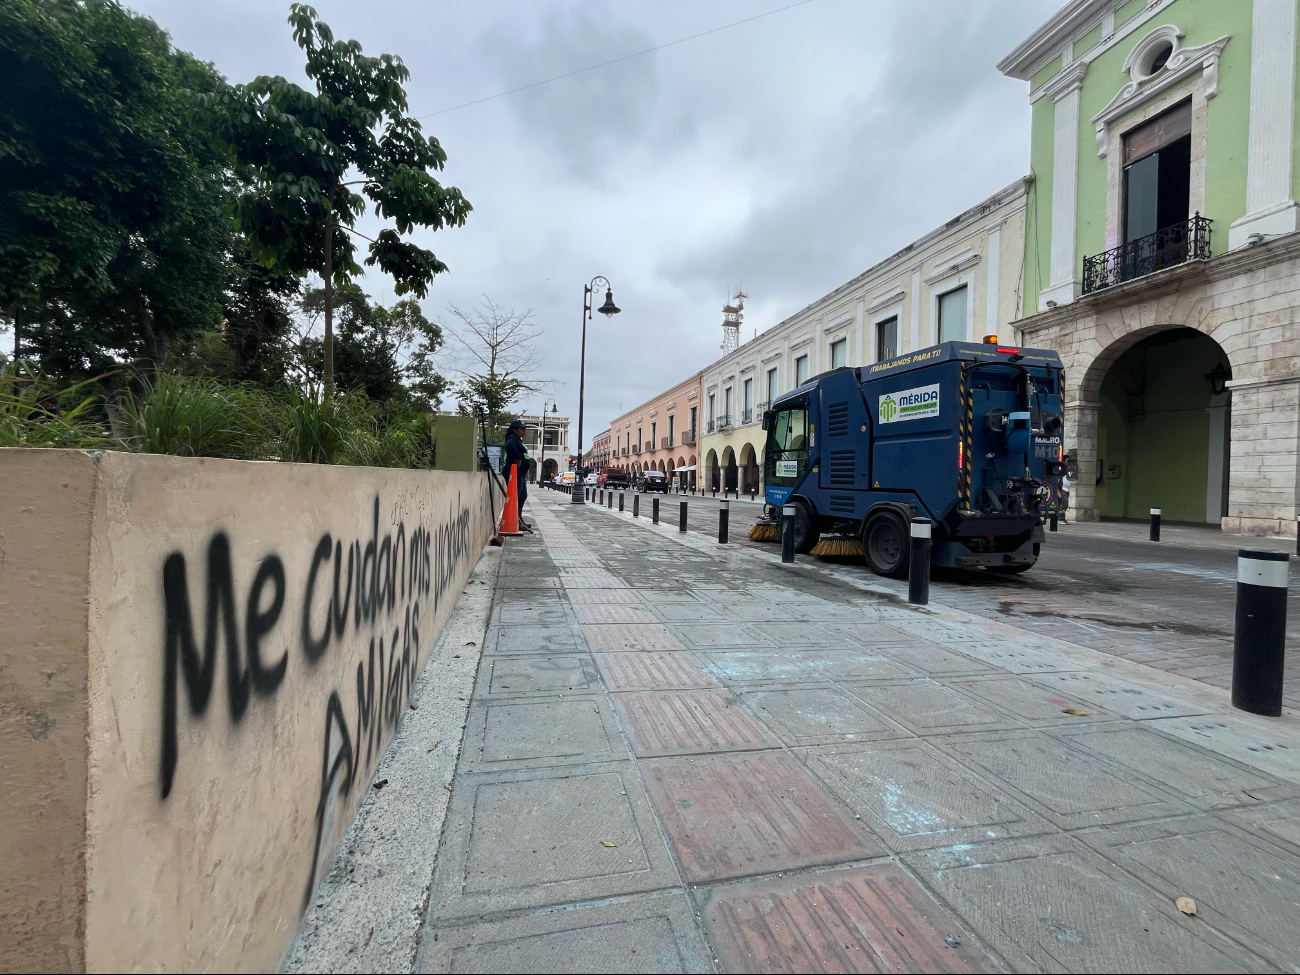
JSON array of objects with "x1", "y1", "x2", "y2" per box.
[{"x1": 749, "y1": 340, "x2": 1067, "y2": 577}]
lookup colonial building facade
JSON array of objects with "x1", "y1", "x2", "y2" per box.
[
  {"x1": 698, "y1": 178, "x2": 1029, "y2": 493},
  {"x1": 606, "y1": 371, "x2": 704, "y2": 487},
  {"x1": 1001, "y1": 0, "x2": 1300, "y2": 534},
  {"x1": 517, "y1": 412, "x2": 570, "y2": 482},
  {"x1": 588, "y1": 428, "x2": 612, "y2": 471}
]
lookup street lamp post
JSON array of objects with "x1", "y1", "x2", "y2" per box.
[
  {"x1": 572, "y1": 275, "x2": 620, "y2": 505},
  {"x1": 538, "y1": 399, "x2": 558, "y2": 488}
]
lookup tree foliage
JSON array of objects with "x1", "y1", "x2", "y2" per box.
[
  {"x1": 443, "y1": 297, "x2": 545, "y2": 439},
  {"x1": 206, "y1": 4, "x2": 471, "y2": 397},
  {"x1": 0, "y1": 0, "x2": 238, "y2": 376}
]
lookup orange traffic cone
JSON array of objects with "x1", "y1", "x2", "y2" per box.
[{"x1": 499, "y1": 463, "x2": 524, "y2": 536}]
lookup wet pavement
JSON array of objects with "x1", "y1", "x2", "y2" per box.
[
  {"x1": 560, "y1": 485, "x2": 1300, "y2": 710},
  {"x1": 413, "y1": 494, "x2": 1300, "y2": 973}
]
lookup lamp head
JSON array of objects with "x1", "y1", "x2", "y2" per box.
[{"x1": 597, "y1": 288, "x2": 620, "y2": 317}]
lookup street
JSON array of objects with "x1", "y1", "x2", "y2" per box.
[
  {"x1": 290, "y1": 493, "x2": 1300, "y2": 973},
  {"x1": 569, "y1": 486, "x2": 1300, "y2": 710}
]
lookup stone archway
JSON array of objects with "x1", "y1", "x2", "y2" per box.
[
  {"x1": 738, "y1": 442, "x2": 760, "y2": 494},
  {"x1": 704, "y1": 449, "x2": 719, "y2": 491},
  {"x1": 721, "y1": 446, "x2": 738, "y2": 493},
  {"x1": 541, "y1": 458, "x2": 558, "y2": 482},
  {"x1": 1065, "y1": 323, "x2": 1233, "y2": 524}
]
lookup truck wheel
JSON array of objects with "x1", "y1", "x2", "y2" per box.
[
  {"x1": 791, "y1": 501, "x2": 820, "y2": 553},
  {"x1": 864, "y1": 511, "x2": 910, "y2": 578}
]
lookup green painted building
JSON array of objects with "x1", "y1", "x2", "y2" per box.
[{"x1": 1000, "y1": 0, "x2": 1300, "y2": 534}]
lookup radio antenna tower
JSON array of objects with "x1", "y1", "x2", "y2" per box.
[{"x1": 721, "y1": 286, "x2": 747, "y2": 354}]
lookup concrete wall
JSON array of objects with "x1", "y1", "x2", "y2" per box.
[{"x1": 0, "y1": 450, "x2": 496, "y2": 973}]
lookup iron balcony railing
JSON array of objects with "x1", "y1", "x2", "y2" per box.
[
  {"x1": 718, "y1": 414, "x2": 733, "y2": 431},
  {"x1": 621, "y1": 447, "x2": 629, "y2": 456},
  {"x1": 741, "y1": 408, "x2": 753, "y2": 425},
  {"x1": 661, "y1": 436, "x2": 673, "y2": 449},
  {"x1": 681, "y1": 428, "x2": 696, "y2": 445},
  {"x1": 1082, "y1": 213, "x2": 1211, "y2": 295},
  {"x1": 706, "y1": 419, "x2": 716, "y2": 434},
  {"x1": 631, "y1": 444, "x2": 641, "y2": 454},
  {"x1": 756, "y1": 400, "x2": 770, "y2": 414}
]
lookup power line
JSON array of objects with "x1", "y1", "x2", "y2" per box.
[{"x1": 417, "y1": 0, "x2": 816, "y2": 119}]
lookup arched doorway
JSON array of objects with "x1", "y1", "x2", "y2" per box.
[
  {"x1": 722, "y1": 446, "x2": 738, "y2": 493},
  {"x1": 1084, "y1": 326, "x2": 1231, "y2": 524},
  {"x1": 541, "y1": 458, "x2": 559, "y2": 481},
  {"x1": 739, "y1": 443, "x2": 760, "y2": 494},
  {"x1": 704, "y1": 450, "x2": 718, "y2": 491}
]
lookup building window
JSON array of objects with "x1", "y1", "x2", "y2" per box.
[
  {"x1": 938, "y1": 286, "x2": 968, "y2": 343},
  {"x1": 795, "y1": 354, "x2": 809, "y2": 385},
  {"x1": 1123, "y1": 100, "x2": 1191, "y2": 245},
  {"x1": 724, "y1": 387, "x2": 733, "y2": 422},
  {"x1": 637, "y1": 426, "x2": 642, "y2": 448},
  {"x1": 876, "y1": 317, "x2": 898, "y2": 361},
  {"x1": 667, "y1": 414, "x2": 675, "y2": 444},
  {"x1": 742, "y1": 378, "x2": 753, "y2": 422},
  {"x1": 830, "y1": 338, "x2": 847, "y2": 369},
  {"x1": 708, "y1": 394, "x2": 715, "y2": 423},
  {"x1": 651, "y1": 421, "x2": 657, "y2": 447},
  {"x1": 689, "y1": 405, "x2": 697, "y2": 434},
  {"x1": 766, "y1": 367, "x2": 778, "y2": 404}
]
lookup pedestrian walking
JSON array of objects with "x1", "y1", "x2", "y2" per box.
[
  {"x1": 503, "y1": 418, "x2": 532, "y2": 529},
  {"x1": 1059, "y1": 469, "x2": 1072, "y2": 524}
]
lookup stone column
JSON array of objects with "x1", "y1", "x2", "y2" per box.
[
  {"x1": 1223, "y1": 377, "x2": 1300, "y2": 535},
  {"x1": 1065, "y1": 401, "x2": 1101, "y2": 521}
]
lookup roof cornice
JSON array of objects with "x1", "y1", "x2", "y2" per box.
[{"x1": 998, "y1": 0, "x2": 1110, "y2": 79}]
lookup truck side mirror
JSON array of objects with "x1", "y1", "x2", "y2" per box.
[{"x1": 761, "y1": 410, "x2": 775, "y2": 431}]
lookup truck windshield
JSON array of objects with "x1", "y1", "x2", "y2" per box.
[{"x1": 764, "y1": 405, "x2": 808, "y2": 485}]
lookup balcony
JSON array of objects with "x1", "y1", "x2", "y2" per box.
[
  {"x1": 740, "y1": 408, "x2": 753, "y2": 425},
  {"x1": 681, "y1": 428, "x2": 696, "y2": 445},
  {"x1": 756, "y1": 400, "x2": 770, "y2": 414},
  {"x1": 1082, "y1": 214, "x2": 1211, "y2": 295},
  {"x1": 621, "y1": 447, "x2": 629, "y2": 457},
  {"x1": 661, "y1": 436, "x2": 673, "y2": 449},
  {"x1": 718, "y1": 414, "x2": 733, "y2": 432},
  {"x1": 631, "y1": 444, "x2": 641, "y2": 454}
]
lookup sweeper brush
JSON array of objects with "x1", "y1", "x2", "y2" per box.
[
  {"x1": 810, "y1": 536, "x2": 864, "y2": 558},
  {"x1": 748, "y1": 522, "x2": 780, "y2": 542}
]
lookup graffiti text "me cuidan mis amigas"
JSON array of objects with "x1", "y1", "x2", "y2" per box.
[{"x1": 159, "y1": 493, "x2": 475, "y2": 906}]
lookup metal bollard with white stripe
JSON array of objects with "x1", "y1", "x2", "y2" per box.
[
  {"x1": 1232, "y1": 549, "x2": 1289, "y2": 716},
  {"x1": 719, "y1": 499, "x2": 729, "y2": 544},
  {"x1": 781, "y1": 504, "x2": 797, "y2": 563},
  {"x1": 1149, "y1": 507, "x2": 1161, "y2": 541},
  {"x1": 908, "y1": 518, "x2": 931, "y2": 605}
]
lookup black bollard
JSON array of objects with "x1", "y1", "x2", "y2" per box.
[
  {"x1": 679, "y1": 500, "x2": 688, "y2": 532},
  {"x1": 1049, "y1": 513, "x2": 1058, "y2": 532},
  {"x1": 619, "y1": 493, "x2": 624, "y2": 512},
  {"x1": 908, "y1": 517, "x2": 931, "y2": 605},
  {"x1": 653, "y1": 498, "x2": 660, "y2": 524},
  {"x1": 781, "y1": 504, "x2": 796, "y2": 563},
  {"x1": 607, "y1": 491, "x2": 612, "y2": 509},
  {"x1": 1232, "y1": 549, "x2": 1289, "y2": 716},
  {"x1": 633, "y1": 494, "x2": 640, "y2": 517},
  {"x1": 1149, "y1": 507, "x2": 1161, "y2": 541},
  {"x1": 712, "y1": 485, "x2": 717, "y2": 498},
  {"x1": 719, "y1": 499, "x2": 729, "y2": 544},
  {"x1": 1295, "y1": 515, "x2": 1299, "y2": 557}
]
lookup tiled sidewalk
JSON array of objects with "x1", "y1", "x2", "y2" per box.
[{"x1": 416, "y1": 498, "x2": 1300, "y2": 973}]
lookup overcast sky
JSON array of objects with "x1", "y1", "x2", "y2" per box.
[{"x1": 128, "y1": 0, "x2": 1060, "y2": 450}]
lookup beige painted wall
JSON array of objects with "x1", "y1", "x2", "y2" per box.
[{"x1": 0, "y1": 450, "x2": 496, "y2": 973}]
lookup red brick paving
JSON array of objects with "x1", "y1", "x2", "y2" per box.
[
  {"x1": 612, "y1": 690, "x2": 779, "y2": 756},
  {"x1": 702, "y1": 862, "x2": 998, "y2": 974},
  {"x1": 643, "y1": 751, "x2": 885, "y2": 881},
  {"x1": 593, "y1": 651, "x2": 719, "y2": 691}
]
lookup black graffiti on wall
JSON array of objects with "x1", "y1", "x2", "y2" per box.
[{"x1": 158, "y1": 491, "x2": 481, "y2": 908}]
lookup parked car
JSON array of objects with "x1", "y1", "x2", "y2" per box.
[
  {"x1": 642, "y1": 470, "x2": 669, "y2": 493},
  {"x1": 597, "y1": 466, "x2": 631, "y2": 487},
  {"x1": 557, "y1": 471, "x2": 576, "y2": 486}
]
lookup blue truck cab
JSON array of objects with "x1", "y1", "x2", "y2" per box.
[{"x1": 761, "y1": 341, "x2": 1066, "y2": 577}]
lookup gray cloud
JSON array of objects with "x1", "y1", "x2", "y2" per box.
[{"x1": 122, "y1": 0, "x2": 1065, "y2": 445}]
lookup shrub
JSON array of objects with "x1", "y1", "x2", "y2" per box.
[
  {"x1": 0, "y1": 361, "x2": 115, "y2": 449},
  {"x1": 117, "y1": 373, "x2": 272, "y2": 458}
]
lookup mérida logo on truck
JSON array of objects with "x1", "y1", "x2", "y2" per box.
[{"x1": 754, "y1": 340, "x2": 1067, "y2": 578}]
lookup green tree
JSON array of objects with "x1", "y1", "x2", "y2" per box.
[
  {"x1": 297, "y1": 283, "x2": 446, "y2": 409},
  {"x1": 208, "y1": 4, "x2": 471, "y2": 401},
  {"x1": 444, "y1": 298, "x2": 545, "y2": 440},
  {"x1": 0, "y1": 0, "x2": 235, "y2": 376}
]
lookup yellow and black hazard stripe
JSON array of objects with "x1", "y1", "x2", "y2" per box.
[{"x1": 959, "y1": 366, "x2": 973, "y2": 510}]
